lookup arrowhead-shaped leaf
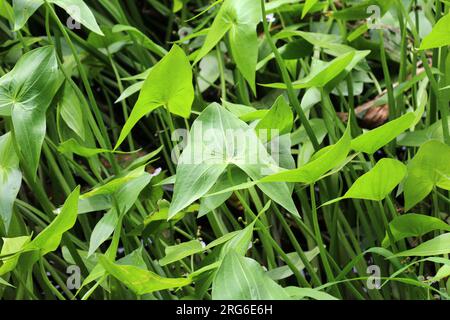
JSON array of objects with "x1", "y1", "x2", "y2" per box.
[
  {"x1": 194, "y1": 0, "x2": 261, "y2": 92},
  {"x1": 169, "y1": 103, "x2": 298, "y2": 218},
  {"x1": 0, "y1": 46, "x2": 62, "y2": 179},
  {"x1": 403, "y1": 140, "x2": 450, "y2": 211},
  {"x1": 322, "y1": 158, "x2": 407, "y2": 206},
  {"x1": 115, "y1": 45, "x2": 194, "y2": 149},
  {"x1": 13, "y1": 0, "x2": 103, "y2": 35},
  {"x1": 212, "y1": 250, "x2": 290, "y2": 300}
]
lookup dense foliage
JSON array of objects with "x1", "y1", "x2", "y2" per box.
[{"x1": 0, "y1": 0, "x2": 449, "y2": 300}]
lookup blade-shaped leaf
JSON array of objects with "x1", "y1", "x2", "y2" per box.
[
  {"x1": 59, "y1": 83, "x2": 86, "y2": 140},
  {"x1": 0, "y1": 132, "x2": 22, "y2": 230},
  {"x1": 87, "y1": 169, "x2": 152, "y2": 256},
  {"x1": 26, "y1": 186, "x2": 80, "y2": 255},
  {"x1": 12, "y1": 0, "x2": 44, "y2": 31},
  {"x1": 112, "y1": 25, "x2": 167, "y2": 57}
]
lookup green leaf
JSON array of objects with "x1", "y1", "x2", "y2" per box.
[
  {"x1": 49, "y1": 0, "x2": 103, "y2": 35},
  {"x1": 332, "y1": 0, "x2": 393, "y2": 20},
  {"x1": 99, "y1": 255, "x2": 191, "y2": 295},
  {"x1": 58, "y1": 139, "x2": 110, "y2": 157},
  {"x1": 262, "y1": 122, "x2": 351, "y2": 183},
  {"x1": 112, "y1": 25, "x2": 167, "y2": 57},
  {"x1": 88, "y1": 210, "x2": 118, "y2": 257},
  {"x1": 403, "y1": 140, "x2": 450, "y2": 211},
  {"x1": 159, "y1": 240, "x2": 205, "y2": 267},
  {"x1": 263, "y1": 51, "x2": 356, "y2": 89},
  {"x1": 81, "y1": 166, "x2": 148, "y2": 199},
  {"x1": 382, "y1": 214, "x2": 450, "y2": 248},
  {"x1": 0, "y1": 236, "x2": 31, "y2": 276},
  {"x1": 394, "y1": 233, "x2": 450, "y2": 257},
  {"x1": 168, "y1": 103, "x2": 297, "y2": 218},
  {"x1": 115, "y1": 45, "x2": 194, "y2": 149},
  {"x1": 266, "y1": 247, "x2": 320, "y2": 281},
  {"x1": 26, "y1": 186, "x2": 80, "y2": 255},
  {"x1": 0, "y1": 132, "x2": 22, "y2": 230},
  {"x1": 12, "y1": 0, "x2": 44, "y2": 31},
  {"x1": 0, "y1": 46, "x2": 62, "y2": 179},
  {"x1": 212, "y1": 250, "x2": 290, "y2": 300},
  {"x1": 351, "y1": 112, "x2": 416, "y2": 154},
  {"x1": 199, "y1": 168, "x2": 248, "y2": 217},
  {"x1": 431, "y1": 263, "x2": 450, "y2": 283},
  {"x1": 0, "y1": 277, "x2": 12, "y2": 287},
  {"x1": 13, "y1": 0, "x2": 103, "y2": 35},
  {"x1": 419, "y1": 12, "x2": 450, "y2": 50},
  {"x1": 59, "y1": 83, "x2": 86, "y2": 140},
  {"x1": 0, "y1": 0, "x2": 14, "y2": 22},
  {"x1": 322, "y1": 159, "x2": 407, "y2": 206},
  {"x1": 160, "y1": 230, "x2": 243, "y2": 267},
  {"x1": 255, "y1": 95, "x2": 293, "y2": 140},
  {"x1": 220, "y1": 218, "x2": 257, "y2": 258},
  {"x1": 302, "y1": 0, "x2": 319, "y2": 19},
  {"x1": 285, "y1": 286, "x2": 339, "y2": 300},
  {"x1": 87, "y1": 169, "x2": 152, "y2": 256},
  {"x1": 397, "y1": 117, "x2": 449, "y2": 147},
  {"x1": 194, "y1": 0, "x2": 261, "y2": 92}
]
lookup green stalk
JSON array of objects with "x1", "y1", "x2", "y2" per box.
[
  {"x1": 309, "y1": 184, "x2": 340, "y2": 296},
  {"x1": 260, "y1": 0, "x2": 319, "y2": 150}
]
